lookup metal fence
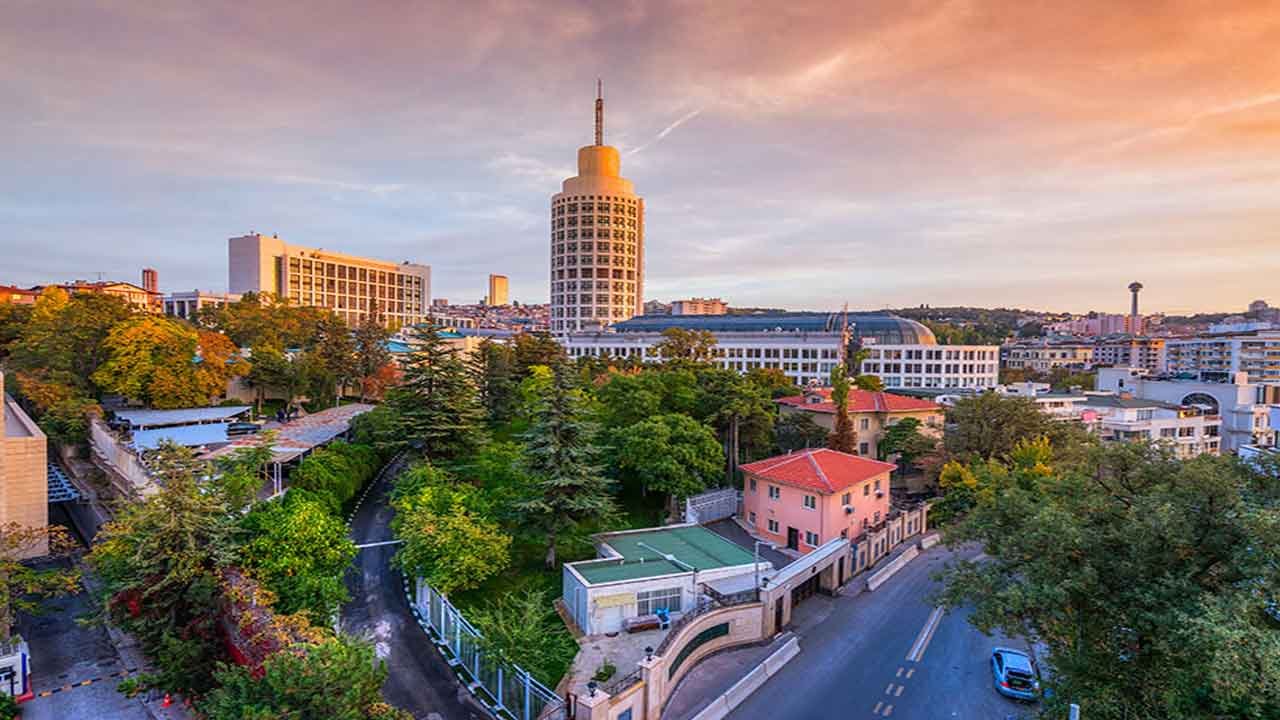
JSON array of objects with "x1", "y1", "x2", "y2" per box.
[
  {"x1": 684, "y1": 487, "x2": 740, "y2": 524},
  {"x1": 415, "y1": 581, "x2": 566, "y2": 720}
]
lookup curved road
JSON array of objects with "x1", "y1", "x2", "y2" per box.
[
  {"x1": 342, "y1": 457, "x2": 477, "y2": 720},
  {"x1": 725, "y1": 544, "x2": 1035, "y2": 720}
]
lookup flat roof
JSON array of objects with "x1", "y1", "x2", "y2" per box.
[
  {"x1": 572, "y1": 525, "x2": 759, "y2": 585},
  {"x1": 133, "y1": 422, "x2": 231, "y2": 451},
  {"x1": 201, "y1": 403, "x2": 372, "y2": 464},
  {"x1": 114, "y1": 406, "x2": 251, "y2": 429}
]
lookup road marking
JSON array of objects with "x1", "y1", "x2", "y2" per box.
[
  {"x1": 885, "y1": 683, "x2": 895, "y2": 695},
  {"x1": 873, "y1": 701, "x2": 883, "y2": 714},
  {"x1": 907, "y1": 607, "x2": 945, "y2": 662},
  {"x1": 896, "y1": 667, "x2": 903, "y2": 677},
  {"x1": 905, "y1": 668, "x2": 915, "y2": 679},
  {"x1": 895, "y1": 685, "x2": 904, "y2": 697},
  {"x1": 355, "y1": 539, "x2": 405, "y2": 549},
  {"x1": 883, "y1": 704, "x2": 894, "y2": 716}
]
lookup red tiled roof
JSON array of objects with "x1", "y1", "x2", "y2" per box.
[
  {"x1": 776, "y1": 388, "x2": 939, "y2": 415},
  {"x1": 740, "y1": 448, "x2": 896, "y2": 494}
]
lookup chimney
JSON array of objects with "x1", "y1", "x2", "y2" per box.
[{"x1": 141, "y1": 267, "x2": 158, "y2": 294}]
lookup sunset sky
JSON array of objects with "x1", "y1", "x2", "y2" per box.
[{"x1": 3, "y1": 1, "x2": 1278, "y2": 314}]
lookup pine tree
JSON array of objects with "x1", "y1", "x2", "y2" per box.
[
  {"x1": 353, "y1": 303, "x2": 392, "y2": 402},
  {"x1": 468, "y1": 338, "x2": 517, "y2": 423},
  {"x1": 388, "y1": 324, "x2": 483, "y2": 459},
  {"x1": 519, "y1": 362, "x2": 615, "y2": 569},
  {"x1": 827, "y1": 363, "x2": 858, "y2": 454}
]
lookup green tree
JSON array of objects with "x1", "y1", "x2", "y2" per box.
[
  {"x1": 10, "y1": 288, "x2": 134, "y2": 398},
  {"x1": 744, "y1": 367, "x2": 795, "y2": 398},
  {"x1": 614, "y1": 413, "x2": 723, "y2": 518},
  {"x1": 775, "y1": 412, "x2": 829, "y2": 453},
  {"x1": 91, "y1": 316, "x2": 235, "y2": 408},
  {"x1": 595, "y1": 371, "x2": 663, "y2": 429},
  {"x1": 288, "y1": 441, "x2": 380, "y2": 515},
  {"x1": 37, "y1": 396, "x2": 101, "y2": 445},
  {"x1": 246, "y1": 343, "x2": 302, "y2": 412},
  {"x1": 937, "y1": 442, "x2": 1280, "y2": 720},
  {"x1": 311, "y1": 314, "x2": 357, "y2": 405},
  {"x1": 519, "y1": 362, "x2": 615, "y2": 569},
  {"x1": 826, "y1": 364, "x2": 857, "y2": 454},
  {"x1": 468, "y1": 339, "x2": 517, "y2": 423},
  {"x1": 0, "y1": 524, "x2": 80, "y2": 645},
  {"x1": 878, "y1": 417, "x2": 937, "y2": 465},
  {"x1": 512, "y1": 332, "x2": 564, "y2": 378},
  {"x1": 387, "y1": 325, "x2": 483, "y2": 458},
  {"x1": 393, "y1": 483, "x2": 510, "y2": 596},
  {"x1": 945, "y1": 392, "x2": 1091, "y2": 463},
  {"x1": 239, "y1": 493, "x2": 357, "y2": 621},
  {"x1": 654, "y1": 327, "x2": 717, "y2": 363},
  {"x1": 202, "y1": 635, "x2": 411, "y2": 720},
  {"x1": 469, "y1": 590, "x2": 579, "y2": 687},
  {"x1": 353, "y1": 304, "x2": 392, "y2": 402},
  {"x1": 86, "y1": 443, "x2": 239, "y2": 693}
]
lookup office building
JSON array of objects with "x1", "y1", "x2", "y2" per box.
[
  {"x1": 2, "y1": 372, "x2": 48, "y2": 559},
  {"x1": 164, "y1": 290, "x2": 242, "y2": 320},
  {"x1": 48, "y1": 280, "x2": 161, "y2": 313},
  {"x1": 563, "y1": 312, "x2": 1000, "y2": 390},
  {"x1": 486, "y1": 274, "x2": 509, "y2": 306},
  {"x1": 550, "y1": 83, "x2": 644, "y2": 334},
  {"x1": 1165, "y1": 329, "x2": 1280, "y2": 386},
  {"x1": 672, "y1": 298, "x2": 727, "y2": 315},
  {"x1": 228, "y1": 233, "x2": 431, "y2": 328}
]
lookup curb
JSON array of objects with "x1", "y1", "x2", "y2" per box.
[{"x1": 689, "y1": 636, "x2": 800, "y2": 720}]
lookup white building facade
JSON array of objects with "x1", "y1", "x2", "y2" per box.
[
  {"x1": 163, "y1": 290, "x2": 242, "y2": 320},
  {"x1": 550, "y1": 87, "x2": 644, "y2": 334},
  {"x1": 1165, "y1": 330, "x2": 1280, "y2": 386}
]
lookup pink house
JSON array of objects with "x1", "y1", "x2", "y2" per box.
[{"x1": 740, "y1": 448, "x2": 895, "y2": 553}]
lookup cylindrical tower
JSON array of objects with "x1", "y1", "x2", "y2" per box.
[
  {"x1": 1128, "y1": 281, "x2": 1143, "y2": 317},
  {"x1": 550, "y1": 83, "x2": 644, "y2": 334}
]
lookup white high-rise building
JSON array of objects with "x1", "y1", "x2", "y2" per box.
[{"x1": 550, "y1": 83, "x2": 644, "y2": 334}]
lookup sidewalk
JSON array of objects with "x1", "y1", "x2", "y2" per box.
[{"x1": 662, "y1": 633, "x2": 794, "y2": 720}]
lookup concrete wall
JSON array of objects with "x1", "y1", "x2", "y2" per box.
[
  {"x1": 2, "y1": 382, "x2": 48, "y2": 558},
  {"x1": 87, "y1": 416, "x2": 160, "y2": 499}
]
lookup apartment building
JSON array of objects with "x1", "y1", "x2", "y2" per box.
[
  {"x1": 740, "y1": 448, "x2": 896, "y2": 552},
  {"x1": 228, "y1": 233, "x2": 431, "y2": 328},
  {"x1": 776, "y1": 388, "x2": 943, "y2": 457},
  {"x1": 563, "y1": 312, "x2": 999, "y2": 390},
  {"x1": 994, "y1": 382, "x2": 1093, "y2": 422},
  {"x1": 1093, "y1": 336, "x2": 1166, "y2": 371},
  {"x1": 671, "y1": 298, "x2": 727, "y2": 315},
  {"x1": 1001, "y1": 340, "x2": 1095, "y2": 371},
  {"x1": 1085, "y1": 395, "x2": 1221, "y2": 458},
  {"x1": 486, "y1": 274, "x2": 509, "y2": 306},
  {"x1": 1096, "y1": 367, "x2": 1275, "y2": 452},
  {"x1": 1165, "y1": 330, "x2": 1280, "y2": 386}
]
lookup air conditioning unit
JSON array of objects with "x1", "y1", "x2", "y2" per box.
[
  {"x1": 875, "y1": 490, "x2": 885, "y2": 498},
  {"x1": 844, "y1": 505, "x2": 854, "y2": 515}
]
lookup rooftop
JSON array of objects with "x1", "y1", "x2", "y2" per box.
[
  {"x1": 571, "y1": 524, "x2": 759, "y2": 585},
  {"x1": 740, "y1": 448, "x2": 897, "y2": 494},
  {"x1": 201, "y1": 403, "x2": 372, "y2": 464},
  {"x1": 778, "y1": 388, "x2": 940, "y2": 415},
  {"x1": 611, "y1": 312, "x2": 939, "y2": 345},
  {"x1": 114, "y1": 405, "x2": 251, "y2": 429},
  {"x1": 1084, "y1": 395, "x2": 1184, "y2": 411}
]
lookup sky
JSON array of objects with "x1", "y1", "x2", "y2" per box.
[{"x1": 3, "y1": 1, "x2": 1279, "y2": 315}]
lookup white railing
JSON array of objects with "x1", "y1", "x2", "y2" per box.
[{"x1": 414, "y1": 581, "x2": 566, "y2": 720}]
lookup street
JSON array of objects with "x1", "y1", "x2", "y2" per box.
[
  {"x1": 341, "y1": 457, "x2": 477, "y2": 720},
  {"x1": 725, "y1": 544, "x2": 1035, "y2": 720}
]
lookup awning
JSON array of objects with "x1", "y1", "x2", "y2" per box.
[
  {"x1": 114, "y1": 406, "x2": 251, "y2": 429},
  {"x1": 132, "y1": 422, "x2": 231, "y2": 450}
]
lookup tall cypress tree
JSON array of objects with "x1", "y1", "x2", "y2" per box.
[
  {"x1": 468, "y1": 338, "x2": 517, "y2": 423},
  {"x1": 388, "y1": 324, "x2": 483, "y2": 459},
  {"x1": 827, "y1": 363, "x2": 858, "y2": 454},
  {"x1": 352, "y1": 302, "x2": 392, "y2": 402},
  {"x1": 520, "y1": 362, "x2": 615, "y2": 569}
]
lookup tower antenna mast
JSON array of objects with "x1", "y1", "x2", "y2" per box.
[{"x1": 594, "y1": 79, "x2": 604, "y2": 146}]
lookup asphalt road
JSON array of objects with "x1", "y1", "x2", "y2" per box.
[
  {"x1": 726, "y1": 544, "x2": 1037, "y2": 720},
  {"x1": 341, "y1": 458, "x2": 478, "y2": 720}
]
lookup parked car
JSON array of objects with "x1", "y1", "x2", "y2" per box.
[{"x1": 991, "y1": 647, "x2": 1041, "y2": 701}]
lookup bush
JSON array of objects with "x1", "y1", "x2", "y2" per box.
[
  {"x1": 0, "y1": 694, "x2": 18, "y2": 720},
  {"x1": 288, "y1": 441, "x2": 380, "y2": 514},
  {"x1": 468, "y1": 589, "x2": 579, "y2": 687}
]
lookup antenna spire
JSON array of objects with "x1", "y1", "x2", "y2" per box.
[{"x1": 594, "y1": 79, "x2": 604, "y2": 146}]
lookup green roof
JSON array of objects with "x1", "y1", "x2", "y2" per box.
[{"x1": 570, "y1": 525, "x2": 759, "y2": 585}]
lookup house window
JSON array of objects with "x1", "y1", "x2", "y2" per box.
[
  {"x1": 859, "y1": 442, "x2": 869, "y2": 456},
  {"x1": 749, "y1": 511, "x2": 757, "y2": 525},
  {"x1": 767, "y1": 519, "x2": 779, "y2": 533},
  {"x1": 805, "y1": 531, "x2": 819, "y2": 547},
  {"x1": 841, "y1": 492, "x2": 851, "y2": 505},
  {"x1": 749, "y1": 477, "x2": 757, "y2": 492},
  {"x1": 863, "y1": 484, "x2": 870, "y2": 496},
  {"x1": 860, "y1": 418, "x2": 870, "y2": 431},
  {"x1": 803, "y1": 495, "x2": 816, "y2": 510},
  {"x1": 768, "y1": 485, "x2": 780, "y2": 500},
  {"x1": 874, "y1": 511, "x2": 881, "y2": 524},
  {"x1": 874, "y1": 480, "x2": 881, "y2": 491},
  {"x1": 637, "y1": 587, "x2": 682, "y2": 616}
]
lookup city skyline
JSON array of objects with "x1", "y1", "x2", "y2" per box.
[{"x1": 4, "y1": 2, "x2": 1280, "y2": 314}]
